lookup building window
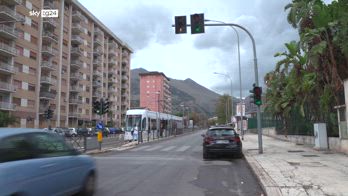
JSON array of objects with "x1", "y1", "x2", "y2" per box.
[
  {"x1": 14, "y1": 62, "x2": 22, "y2": 72},
  {"x1": 13, "y1": 80, "x2": 21, "y2": 90},
  {"x1": 28, "y1": 84, "x2": 35, "y2": 92},
  {"x1": 31, "y1": 36, "x2": 38, "y2": 44},
  {"x1": 17, "y1": 29, "x2": 24, "y2": 39},
  {"x1": 13, "y1": 97, "x2": 21, "y2": 106},
  {"x1": 29, "y1": 67, "x2": 36, "y2": 75},
  {"x1": 31, "y1": 20, "x2": 38, "y2": 30},
  {"x1": 27, "y1": 100, "x2": 35, "y2": 108},
  {"x1": 62, "y1": 52, "x2": 67, "y2": 60},
  {"x1": 16, "y1": 45, "x2": 23, "y2": 56},
  {"x1": 86, "y1": 109, "x2": 89, "y2": 114},
  {"x1": 63, "y1": 39, "x2": 68, "y2": 46},
  {"x1": 86, "y1": 87, "x2": 89, "y2": 92},
  {"x1": 86, "y1": 98, "x2": 89, "y2": 104},
  {"x1": 29, "y1": 51, "x2": 37, "y2": 60},
  {"x1": 61, "y1": 105, "x2": 66, "y2": 113}
]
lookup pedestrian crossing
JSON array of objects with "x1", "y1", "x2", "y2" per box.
[{"x1": 130, "y1": 145, "x2": 202, "y2": 152}]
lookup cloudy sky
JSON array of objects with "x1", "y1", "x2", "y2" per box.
[{"x1": 79, "y1": 0, "x2": 299, "y2": 97}]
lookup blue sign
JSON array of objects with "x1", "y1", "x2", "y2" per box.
[{"x1": 96, "y1": 122, "x2": 104, "y2": 130}]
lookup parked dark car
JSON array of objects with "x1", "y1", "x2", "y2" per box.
[
  {"x1": 202, "y1": 126, "x2": 243, "y2": 159},
  {"x1": 0, "y1": 128, "x2": 97, "y2": 196},
  {"x1": 77, "y1": 127, "x2": 89, "y2": 136},
  {"x1": 109, "y1": 127, "x2": 124, "y2": 134}
]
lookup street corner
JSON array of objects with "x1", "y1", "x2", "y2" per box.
[{"x1": 243, "y1": 150, "x2": 282, "y2": 196}]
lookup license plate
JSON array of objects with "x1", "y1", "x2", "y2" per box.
[{"x1": 216, "y1": 140, "x2": 229, "y2": 144}]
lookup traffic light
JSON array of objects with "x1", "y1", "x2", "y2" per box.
[
  {"x1": 103, "y1": 99, "x2": 109, "y2": 113},
  {"x1": 175, "y1": 16, "x2": 187, "y2": 34},
  {"x1": 249, "y1": 84, "x2": 262, "y2": 106},
  {"x1": 93, "y1": 100, "x2": 101, "y2": 114},
  {"x1": 46, "y1": 108, "x2": 53, "y2": 119},
  {"x1": 190, "y1": 13, "x2": 204, "y2": 34},
  {"x1": 254, "y1": 86, "x2": 262, "y2": 106}
]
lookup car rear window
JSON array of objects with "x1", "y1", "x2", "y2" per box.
[{"x1": 207, "y1": 129, "x2": 236, "y2": 136}]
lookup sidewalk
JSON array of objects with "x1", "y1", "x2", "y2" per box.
[{"x1": 243, "y1": 133, "x2": 348, "y2": 196}]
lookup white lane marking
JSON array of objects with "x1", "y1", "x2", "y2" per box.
[
  {"x1": 130, "y1": 146, "x2": 151, "y2": 151},
  {"x1": 176, "y1": 146, "x2": 190, "y2": 152},
  {"x1": 193, "y1": 146, "x2": 202, "y2": 152},
  {"x1": 144, "y1": 145, "x2": 163, "y2": 151},
  {"x1": 161, "y1": 146, "x2": 176, "y2": 151}
]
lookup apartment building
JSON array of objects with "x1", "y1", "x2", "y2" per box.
[
  {"x1": 0, "y1": 0, "x2": 132, "y2": 128},
  {"x1": 139, "y1": 72, "x2": 172, "y2": 113}
]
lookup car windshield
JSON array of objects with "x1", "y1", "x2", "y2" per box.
[{"x1": 207, "y1": 129, "x2": 235, "y2": 137}]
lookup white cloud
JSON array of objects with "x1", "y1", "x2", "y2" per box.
[{"x1": 79, "y1": 0, "x2": 299, "y2": 97}]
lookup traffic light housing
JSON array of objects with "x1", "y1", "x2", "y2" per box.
[
  {"x1": 190, "y1": 13, "x2": 204, "y2": 34},
  {"x1": 249, "y1": 85, "x2": 262, "y2": 106},
  {"x1": 254, "y1": 86, "x2": 262, "y2": 106},
  {"x1": 175, "y1": 16, "x2": 187, "y2": 34},
  {"x1": 103, "y1": 99, "x2": 109, "y2": 113},
  {"x1": 45, "y1": 108, "x2": 53, "y2": 119},
  {"x1": 93, "y1": 100, "x2": 101, "y2": 114}
]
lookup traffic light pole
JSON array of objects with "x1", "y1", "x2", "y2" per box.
[{"x1": 173, "y1": 22, "x2": 263, "y2": 153}]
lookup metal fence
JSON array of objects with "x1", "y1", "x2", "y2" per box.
[{"x1": 65, "y1": 134, "x2": 125, "y2": 152}]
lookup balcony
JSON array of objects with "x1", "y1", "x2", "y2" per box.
[
  {"x1": 0, "y1": 61, "x2": 15, "y2": 74},
  {"x1": 122, "y1": 75, "x2": 129, "y2": 81},
  {"x1": 71, "y1": 35, "x2": 84, "y2": 45},
  {"x1": 92, "y1": 81, "x2": 102, "y2": 87},
  {"x1": 93, "y1": 48, "x2": 102, "y2": 56},
  {"x1": 70, "y1": 85, "x2": 82, "y2": 92},
  {"x1": 122, "y1": 59, "x2": 129, "y2": 65},
  {"x1": 108, "y1": 77, "x2": 116, "y2": 83},
  {"x1": 108, "y1": 88, "x2": 117, "y2": 94},
  {"x1": 39, "y1": 91, "x2": 56, "y2": 100},
  {"x1": 69, "y1": 98, "x2": 82, "y2": 105},
  {"x1": 92, "y1": 91, "x2": 101, "y2": 97},
  {"x1": 109, "y1": 59, "x2": 117, "y2": 66},
  {"x1": 70, "y1": 72, "x2": 82, "y2": 81},
  {"x1": 71, "y1": 23, "x2": 84, "y2": 34},
  {"x1": 94, "y1": 27, "x2": 103, "y2": 36},
  {"x1": 0, "y1": 101, "x2": 15, "y2": 111},
  {"x1": 68, "y1": 112, "x2": 80, "y2": 118},
  {"x1": 93, "y1": 59, "x2": 101, "y2": 65},
  {"x1": 93, "y1": 70, "x2": 102, "y2": 78},
  {"x1": 40, "y1": 76, "x2": 55, "y2": 85},
  {"x1": 70, "y1": 60, "x2": 82, "y2": 70},
  {"x1": 41, "y1": 45, "x2": 55, "y2": 56},
  {"x1": 42, "y1": 31, "x2": 58, "y2": 44},
  {"x1": 0, "y1": 42, "x2": 16, "y2": 57},
  {"x1": 43, "y1": 1, "x2": 54, "y2": 9},
  {"x1": 108, "y1": 41, "x2": 118, "y2": 49},
  {"x1": 122, "y1": 84, "x2": 128, "y2": 89},
  {"x1": 0, "y1": 6, "x2": 18, "y2": 21},
  {"x1": 0, "y1": 24, "x2": 18, "y2": 40},
  {"x1": 42, "y1": 17, "x2": 57, "y2": 29},
  {"x1": 94, "y1": 37, "x2": 102, "y2": 46},
  {"x1": 71, "y1": 47, "x2": 83, "y2": 57},
  {"x1": 122, "y1": 51, "x2": 129, "y2": 58},
  {"x1": 108, "y1": 49, "x2": 117, "y2": 56},
  {"x1": 0, "y1": 81, "x2": 15, "y2": 93},
  {"x1": 2, "y1": 0, "x2": 21, "y2": 6},
  {"x1": 72, "y1": 10, "x2": 87, "y2": 22},
  {"x1": 41, "y1": 61, "x2": 56, "y2": 71}
]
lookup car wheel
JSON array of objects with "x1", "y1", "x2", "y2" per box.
[
  {"x1": 78, "y1": 173, "x2": 95, "y2": 196},
  {"x1": 235, "y1": 153, "x2": 244, "y2": 159},
  {"x1": 203, "y1": 149, "x2": 210, "y2": 159}
]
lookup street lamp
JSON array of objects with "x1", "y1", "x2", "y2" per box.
[
  {"x1": 214, "y1": 72, "x2": 233, "y2": 122},
  {"x1": 208, "y1": 19, "x2": 244, "y2": 139}
]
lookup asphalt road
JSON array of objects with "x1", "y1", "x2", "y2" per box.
[{"x1": 93, "y1": 130, "x2": 264, "y2": 196}]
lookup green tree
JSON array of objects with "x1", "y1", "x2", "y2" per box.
[
  {"x1": 215, "y1": 94, "x2": 232, "y2": 125},
  {"x1": 0, "y1": 111, "x2": 17, "y2": 127}
]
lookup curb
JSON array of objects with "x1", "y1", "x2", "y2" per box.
[{"x1": 243, "y1": 151, "x2": 282, "y2": 196}]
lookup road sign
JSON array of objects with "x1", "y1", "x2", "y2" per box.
[{"x1": 96, "y1": 122, "x2": 104, "y2": 130}]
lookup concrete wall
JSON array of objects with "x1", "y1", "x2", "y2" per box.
[{"x1": 258, "y1": 127, "x2": 348, "y2": 155}]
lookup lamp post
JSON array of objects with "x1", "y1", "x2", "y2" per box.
[
  {"x1": 208, "y1": 19, "x2": 244, "y2": 139},
  {"x1": 214, "y1": 72, "x2": 233, "y2": 123}
]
